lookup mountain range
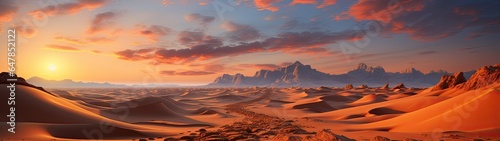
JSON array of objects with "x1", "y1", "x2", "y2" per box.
[
  {"x1": 208, "y1": 61, "x2": 476, "y2": 87},
  {"x1": 26, "y1": 77, "x2": 179, "y2": 88}
]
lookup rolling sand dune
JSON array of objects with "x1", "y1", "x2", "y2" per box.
[{"x1": 1, "y1": 64, "x2": 499, "y2": 140}]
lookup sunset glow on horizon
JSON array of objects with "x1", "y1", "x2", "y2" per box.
[{"x1": 0, "y1": 0, "x2": 499, "y2": 85}]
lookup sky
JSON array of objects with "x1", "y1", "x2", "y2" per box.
[{"x1": 0, "y1": 0, "x2": 499, "y2": 85}]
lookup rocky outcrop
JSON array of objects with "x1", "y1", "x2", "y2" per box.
[
  {"x1": 431, "y1": 72, "x2": 467, "y2": 91},
  {"x1": 457, "y1": 64, "x2": 500, "y2": 90},
  {"x1": 0, "y1": 72, "x2": 52, "y2": 94},
  {"x1": 357, "y1": 84, "x2": 368, "y2": 89},
  {"x1": 345, "y1": 84, "x2": 354, "y2": 90},
  {"x1": 380, "y1": 83, "x2": 389, "y2": 89},
  {"x1": 393, "y1": 83, "x2": 406, "y2": 89}
]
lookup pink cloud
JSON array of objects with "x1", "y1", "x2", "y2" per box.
[
  {"x1": 254, "y1": 0, "x2": 282, "y2": 12},
  {"x1": 184, "y1": 13, "x2": 215, "y2": 27},
  {"x1": 317, "y1": 0, "x2": 336, "y2": 8},
  {"x1": 290, "y1": 0, "x2": 317, "y2": 6},
  {"x1": 29, "y1": 0, "x2": 110, "y2": 19},
  {"x1": 87, "y1": 11, "x2": 118, "y2": 34},
  {"x1": 135, "y1": 24, "x2": 172, "y2": 42},
  {"x1": 221, "y1": 21, "x2": 261, "y2": 42}
]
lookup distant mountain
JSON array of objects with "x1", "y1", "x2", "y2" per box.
[
  {"x1": 26, "y1": 77, "x2": 181, "y2": 88},
  {"x1": 27, "y1": 77, "x2": 127, "y2": 88},
  {"x1": 207, "y1": 61, "x2": 477, "y2": 87}
]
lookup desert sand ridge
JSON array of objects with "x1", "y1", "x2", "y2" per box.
[{"x1": 0, "y1": 63, "x2": 499, "y2": 140}]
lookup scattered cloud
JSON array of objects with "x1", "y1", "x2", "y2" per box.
[
  {"x1": 338, "y1": 0, "x2": 500, "y2": 41},
  {"x1": 54, "y1": 36, "x2": 115, "y2": 45},
  {"x1": 254, "y1": 0, "x2": 282, "y2": 12},
  {"x1": 135, "y1": 24, "x2": 172, "y2": 42},
  {"x1": 416, "y1": 50, "x2": 437, "y2": 55},
  {"x1": 29, "y1": 0, "x2": 110, "y2": 19},
  {"x1": 115, "y1": 29, "x2": 361, "y2": 64},
  {"x1": 280, "y1": 20, "x2": 299, "y2": 30},
  {"x1": 0, "y1": 1, "x2": 17, "y2": 23},
  {"x1": 115, "y1": 48, "x2": 158, "y2": 61},
  {"x1": 160, "y1": 70, "x2": 215, "y2": 76},
  {"x1": 290, "y1": 0, "x2": 317, "y2": 6},
  {"x1": 87, "y1": 36, "x2": 115, "y2": 44},
  {"x1": 45, "y1": 44, "x2": 81, "y2": 52},
  {"x1": 14, "y1": 24, "x2": 38, "y2": 38},
  {"x1": 317, "y1": 0, "x2": 336, "y2": 8},
  {"x1": 184, "y1": 13, "x2": 215, "y2": 27},
  {"x1": 87, "y1": 11, "x2": 119, "y2": 34},
  {"x1": 177, "y1": 30, "x2": 223, "y2": 47},
  {"x1": 221, "y1": 21, "x2": 261, "y2": 42},
  {"x1": 54, "y1": 36, "x2": 86, "y2": 45}
]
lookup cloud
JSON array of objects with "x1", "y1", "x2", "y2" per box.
[
  {"x1": 339, "y1": 0, "x2": 500, "y2": 41},
  {"x1": 135, "y1": 24, "x2": 172, "y2": 42},
  {"x1": 114, "y1": 48, "x2": 157, "y2": 61},
  {"x1": 343, "y1": 0, "x2": 425, "y2": 22},
  {"x1": 221, "y1": 21, "x2": 261, "y2": 42},
  {"x1": 184, "y1": 13, "x2": 215, "y2": 27},
  {"x1": 290, "y1": 0, "x2": 317, "y2": 6},
  {"x1": 160, "y1": 70, "x2": 215, "y2": 76},
  {"x1": 317, "y1": 0, "x2": 336, "y2": 8},
  {"x1": 45, "y1": 44, "x2": 81, "y2": 52},
  {"x1": 280, "y1": 20, "x2": 299, "y2": 30},
  {"x1": 177, "y1": 30, "x2": 223, "y2": 47},
  {"x1": 54, "y1": 36, "x2": 86, "y2": 45},
  {"x1": 0, "y1": 1, "x2": 17, "y2": 23},
  {"x1": 239, "y1": 64, "x2": 280, "y2": 70},
  {"x1": 14, "y1": 24, "x2": 38, "y2": 38},
  {"x1": 115, "y1": 29, "x2": 361, "y2": 64},
  {"x1": 254, "y1": 0, "x2": 282, "y2": 12},
  {"x1": 237, "y1": 62, "x2": 293, "y2": 70},
  {"x1": 87, "y1": 36, "x2": 115, "y2": 44},
  {"x1": 54, "y1": 36, "x2": 115, "y2": 45},
  {"x1": 416, "y1": 50, "x2": 437, "y2": 55},
  {"x1": 87, "y1": 11, "x2": 118, "y2": 34},
  {"x1": 29, "y1": 0, "x2": 110, "y2": 19}
]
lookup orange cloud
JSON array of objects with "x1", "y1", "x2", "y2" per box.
[
  {"x1": 290, "y1": 0, "x2": 317, "y2": 6},
  {"x1": 0, "y1": 1, "x2": 17, "y2": 23},
  {"x1": 115, "y1": 29, "x2": 362, "y2": 64},
  {"x1": 317, "y1": 0, "x2": 336, "y2": 8},
  {"x1": 135, "y1": 24, "x2": 172, "y2": 42},
  {"x1": 46, "y1": 44, "x2": 81, "y2": 52},
  {"x1": 254, "y1": 0, "x2": 282, "y2": 12},
  {"x1": 345, "y1": 0, "x2": 424, "y2": 22},
  {"x1": 54, "y1": 36, "x2": 86, "y2": 45},
  {"x1": 29, "y1": 0, "x2": 110, "y2": 19},
  {"x1": 184, "y1": 13, "x2": 215, "y2": 27},
  {"x1": 87, "y1": 11, "x2": 118, "y2": 34},
  {"x1": 160, "y1": 70, "x2": 215, "y2": 76}
]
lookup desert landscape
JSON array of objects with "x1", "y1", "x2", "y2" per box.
[
  {"x1": 2, "y1": 0, "x2": 500, "y2": 141},
  {"x1": 1, "y1": 63, "x2": 499, "y2": 141}
]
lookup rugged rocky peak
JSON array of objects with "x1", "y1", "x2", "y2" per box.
[
  {"x1": 393, "y1": 83, "x2": 406, "y2": 89},
  {"x1": 349, "y1": 63, "x2": 385, "y2": 74},
  {"x1": 401, "y1": 67, "x2": 424, "y2": 75},
  {"x1": 431, "y1": 72, "x2": 467, "y2": 91},
  {"x1": 345, "y1": 84, "x2": 354, "y2": 90},
  {"x1": 292, "y1": 61, "x2": 304, "y2": 66},
  {"x1": 380, "y1": 83, "x2": 389, "y2": 89},
  {"x1": 457, "y1": 64, "x2": 500, "y2": 90}
]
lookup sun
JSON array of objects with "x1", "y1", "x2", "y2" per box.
[{"x1": 49, "y1": 64, "x2": 56, "y2": 71}]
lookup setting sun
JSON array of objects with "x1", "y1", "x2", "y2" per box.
[{"x1": 48, "y1": 65, "x2": 56, "y2": 71}]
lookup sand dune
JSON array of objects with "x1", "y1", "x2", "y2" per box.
[{"x1": 1, "y1": 65, "x2": 499, "y2": 140}]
